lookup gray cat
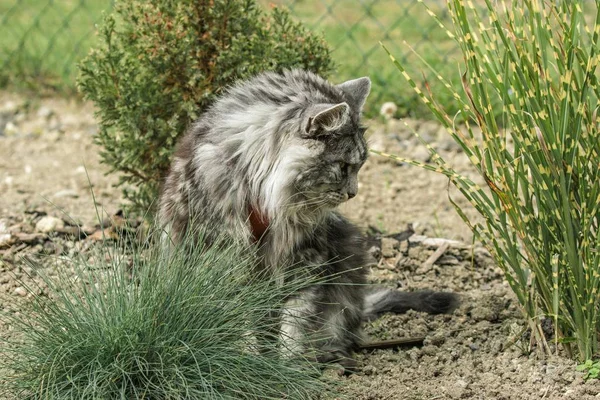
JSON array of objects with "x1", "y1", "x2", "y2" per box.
[{"x1": 158, "y1": 69, "x2": 457, "y2": 371}]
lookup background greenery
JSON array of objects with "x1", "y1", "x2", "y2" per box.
[
  {"x1": 77, "y1": 0, "x2": 334, "y2": 215},
  {"x1": 0, "y1": 0, "x2": 460, "y2": 117}
]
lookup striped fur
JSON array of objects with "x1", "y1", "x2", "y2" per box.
[{"x1": 158, "y1": 70, "x2": 457, "y2": 369}]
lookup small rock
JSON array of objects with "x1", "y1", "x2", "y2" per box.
[
  {"x1": 424, "y1": 334, "x2": 446, "y2": 346},
  {"x1": 367, "y1": 245, "x2": 381, "y2": 260},
  {"x1": 14, "y1": 287, "x2": 27, "y2": 297},
  {"x1": 0, "y1": 233, "x2": 12, "y2": 247},
  {"x1": 53, "y1": 189, "x2": 79, "y2": 199},
  {"x1": 362, "y1": 365, "x2": 377, "y2": 376},
  {"x1": 406, "y1": 348, "x2": 421, "y2": 362},
  {"x1": 411, "y1": 146, "x2": 431, "y2": 163},
  {"x1": 450, "y1": 349, "x2": 460, "y2": 361},
  {"x1": 42, "y1": 241, "x2": 61, "y2": 255},
  {"x1": 35, "y1": 216, "x2": 65, "y2": 233},
  {"x1": 0, "y1": 221, "x2": 12, "y2": 247},
  {"x1": 1, "y1": 100, "x2": 18, "y2": 114},
  {"x1": 455, "y1": 379, "x2": 468, "y2": 388},
  {"x1": 421, "y1": 345, "x2": 438, "y2": 356},
  {"x1": 437, "y1": 254, "x2": 460, "y2": 265},
  {"x1": 4, "y1": 121, "x2": 18, "y2": 136},
  {"x1": 380, "y1": 237, "x2": 397, "y2": 258},
  {"x1": 36, "y1": 106, "x2": 54, "y2": 120},
  {"x1": 470, "y1": 305, "x2": 499, "y2": 322}
]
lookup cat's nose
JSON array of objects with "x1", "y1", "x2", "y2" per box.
[{"x1": 347, "y1": 191, "x2": 356, "y2": 199}]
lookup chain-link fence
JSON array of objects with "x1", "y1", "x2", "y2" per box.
[
  {"x1": 0, "y1": 0, "x2": 114, "y2": 90},
  {"x1": 275, "y1": 0, "x2": 458, "y2": 113},
  {"x1": 0, "y1": 0, "x2": 458, "y2": 115}
]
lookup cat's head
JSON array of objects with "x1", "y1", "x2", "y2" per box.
[{"x1": 279, "y1": 76, "x2": 371, "y2": 216}]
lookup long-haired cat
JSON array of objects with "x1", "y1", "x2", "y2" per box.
[{"x1": 159, "y1": 69, "x2": 458, "y2": 371}]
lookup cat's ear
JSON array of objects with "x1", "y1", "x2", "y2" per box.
[
  {"x1": 337, "y1": 77, "x2": 371, "y2": 112},
  {"x1": 304, "y1": 102, "x2": 350, "y2": 136}
]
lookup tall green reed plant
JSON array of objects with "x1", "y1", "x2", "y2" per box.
[
  {"x1": 376, "y1": 0, "x2": 600, "y2": 361},
  {"x1": 1, "y1": 227, "x2": 332, "y2": 399}
]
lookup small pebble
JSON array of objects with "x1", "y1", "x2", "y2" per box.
[
  {"x1": 380, "y1": 237, "x2": 397, "y2": 258},
  {"x1": 0, "y1": 233, "x2": 12, "y2": 247},
  {"x1": 53, "y1": 189, "x2": 79, "y2": 199},
  {"x1": 14, "y1": 287, "x2": 27, "y2": 297},
  {"x1": 36, "y1": 106, "x2": 54, "y2": 119},
  {"x1": 35, "y1": 216, "x2": 65, "y2": 233},
  {"x1": 4, "y1": 121, "x2": 18, "y2": 136},
  {"x1": 411, "y1": 146, "x2": 431, "y2": 163}
]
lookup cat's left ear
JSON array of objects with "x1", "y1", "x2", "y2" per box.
[
  {"x1": 304, "y1": 102, "x2": 350, "y2": 137},
  {"x1": 337, "y1": 77, "x2": 371, "y2": 112}
]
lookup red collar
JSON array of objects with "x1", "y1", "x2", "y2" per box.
[{"x1": 248, "y1": 205, "x2": 270, "y2": 242}]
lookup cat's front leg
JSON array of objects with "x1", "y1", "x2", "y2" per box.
[
  {"x1": 279, "y1": 289, "x2": 317, "y2": 357},
  {"x1": 279, "y1": 283, "x2": 363, "y2": 374},
  {"x1": 313, "y1": 284, "x2": 364, "y2": 374}
]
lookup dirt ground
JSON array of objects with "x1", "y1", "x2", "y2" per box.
[{"x1": 1, "y1": 92, "x2": 599, "y2": 399}]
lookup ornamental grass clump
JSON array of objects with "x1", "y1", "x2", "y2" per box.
[
  {"x1": 1, "y1": 227, "x2": 330, "y2": 399},
  {"x1": 377, "y1": 0, "x2": 600, "y2": 360},
  {"x1": 78, "y1": 0, "x2": 334, "y2": 215}
]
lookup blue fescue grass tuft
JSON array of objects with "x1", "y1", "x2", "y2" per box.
[{"x1": 1, "y1": 226, "x2": 333, "y2": 399}]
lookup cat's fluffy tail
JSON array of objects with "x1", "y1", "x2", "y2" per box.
[{"x1": 362, "y1": 289, "x2": 459, "y2": 322}]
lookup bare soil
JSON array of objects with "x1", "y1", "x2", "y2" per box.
[{"x1": 1, "y1": 92, "x2": 598, "y2": 399}]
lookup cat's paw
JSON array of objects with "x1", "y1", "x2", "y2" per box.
[{"x1": 316, "y1": 350, "x2": 359, "y2": 375}]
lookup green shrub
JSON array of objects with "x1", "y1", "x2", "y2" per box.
[
  {"x1": 1, "y1": 227, "x2": 332, "y2": 399},
  {"x1": 78, "y1": 0, "x2": 334, "y2": 215},
  {"x1": 378, "y1": 0, "x2": 600, "y2": 360}
]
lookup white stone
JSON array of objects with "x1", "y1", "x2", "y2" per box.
[
  {"x1": 4, "y1": 121, "x2": 18, "y2": 136},
  {"x1": 36, "y1": 106, "x2": 54, "y2": 119},
  {"x1": 411, "y1": 146, "x2": 431, "y2": 163},
  {"x1": 36, "y1": 216, "x2": 65, "y2": 233},
  {"x1": 0, "y1": 220, "x2": 11, "y2": 247},
  {"x1": 1, "y1": 100, "x2": 17, "y2": 113},
  {"x1": 0, "y1": 233, "x2": 12, "y2": 247},
  {"x1": 14, "y1": 287, "x2": 27, "y2": 297},
  {"x1": 53, "y1": 189, "x2": 79, "y2": 199}
]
